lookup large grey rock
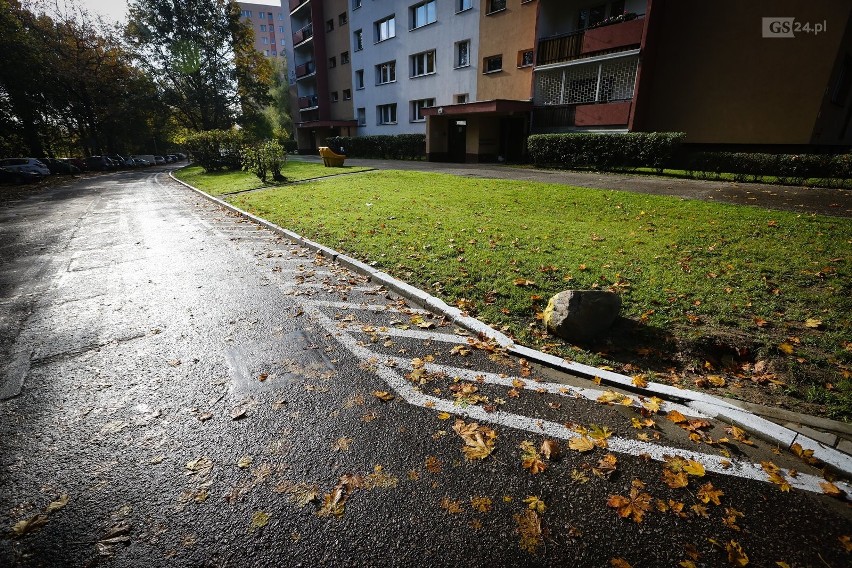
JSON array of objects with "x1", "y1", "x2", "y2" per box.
[{"x1": 542, "y1": 290, "x2": 621, "y2": 341}]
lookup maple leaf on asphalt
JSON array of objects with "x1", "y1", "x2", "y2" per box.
[
  {"x1": 662, "y1": 469, "x2": 689, "y2": 489},
  {"x1": 514, "y1": 509, "x2": 543, "y2": 553},
  {"x1": 696, "y1": 482, "x2": 724, "y2": 505},
  {"x1": 425, "y1": 456, "x2": 442, "y2": 474},
  {"x1": 725, "y1": 540, "x2": 749, "y2": 566},
  {"x1": 45, "y1": 495, "x2": 69, "y2": 514},
  {"x1": 726, "y1": 426, "x2": 755, "y2": 446},
  {"x1": 523, "y1": 495, "x2": 546, "y2": 514},
  {"x1": 440, "y1": 497, "x2": 464, "y2": 514},
  {"x1": 761, "y1": 461, "x2": 791, "y2": 492},
  {"x1": 568, "y1": 436, "x2": 595, "y2": 453},
  {"x1": 519, "y1": 441, "x2": 547, "y2": 474},
  {"x1": 452, "y1": 419, "x2": 497, "y2": 460},
  {"x1": 667, "y1": 410, "x2": 688, "y2": 424},
  {"x1": 470, "y1": 496, "x2": 492, "y2": 513},
  {"x1": 610, "y1": 559, "x2": 632, "y2": 568},
  {"x1": 593, "y1": 453, "x2": 618, "y2": 478},
  {"x1": 540, "y1": 439, "x2": 560, "y2": 460},
  {"x1": 819, "y1": 481, "x2": 845, "y2": 498},
  {"x1": 607, "y1": 480, "x2": 652, "y2": 523},
  {"x1": 11, "y1": 514, "x2": 48, "y2": 536},
  {"x1": 372, "y1": 391, "x2": 395, "y2": 402},
  {"x1": 790, "y1": 442, "x2": 819, "y2": 465},
  {"x1": 723, "y1": 507, "x2": 744, "y2": 531},
  {"x1": 838, "y1": 535, "x2": 852, "y2": 553}
]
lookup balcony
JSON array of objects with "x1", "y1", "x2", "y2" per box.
[
  {"x1": 292, "y1": 23, "x2": 313, "y2": 46},
  {"x1": 295, "y1": 60, "x2": 316, "y2": 79},
  {"x1": 532, "y1": 101, "x2": 631, "y2": 131},
  {"x1": 537, "y1": 15, "x2": 644, "y2": 67},
  {"x1": 289, "y1": 0, "x2": 309, "y2": 13},
  {"x1": 298, "y1": 95, "x2": 319, "y2": 110}
]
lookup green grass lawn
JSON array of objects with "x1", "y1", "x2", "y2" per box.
[
  {"x1": 222, "y1": 170, "x2": 851, "y2": 419},
  {"x1": 174, "y1": 162, "x2": 371, "y2": 196}
]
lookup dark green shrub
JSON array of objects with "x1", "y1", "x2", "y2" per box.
[
  {"x1": 183, "y1": 129, "x2": 245, "y2": 172},
  {"x1": 686, "y1": 152, "x2": 841, "y2": 186},
  {"x1": 282, "y1": 139, "x2": 298, "y2": 153},
  {"x1": 527, "y1": 132, "x2": 685, "y2": 172},
  {"x1": 326, "y1": 134, "x2": 426, "y2": 160},
  {"x1": 242, "y1": 139, "x2": 287, "y2": 183}
]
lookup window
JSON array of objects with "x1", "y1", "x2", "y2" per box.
[
  {"x1": 487, "y1": 0, "x2": 506, "y2": 14},
  {"x1": 339, "y1": 12, "x2": 348, "y2": 26},
  {"x1": 280, "y1": 38, "x2": 286, "y2": 45},
  {"x1": 341, "y1": 51, "x2": 350, "y2": 64},
  {"x1": 271, "y1": 50, "x2": 277, "y2": 56},
  {"x1": 326, "y1": 19, "x2": 334, "y2": 32},
  {"x1": 456, "y1": 93, "x2": 469, "y2": 104},
  {"x1": 278, "y1": 12, "x2": 284, "y2": 20},
  {"x1": 455, "y1": 40, "x2": 470, "y2": 68},
  {"x1": 484, "y1": 54, "x2": 503, "y2": 73},
  {"x1": 264, "y1": 49, "x2": 269, "y2": 56},
  {"x1": 518, "y1": 49, "x2": 534, "y2": 67},
  {"x1": 241, "y1": 10, "x2": 252, "y2": 17},
  {"x1": 375, "y1": 15, "x2": 396, "y2": 42},
  {"x1": 376, "y1": 61, "x2": 396, "y2": 84},
  {"x1": 279, "y1": 26, "x2": 285, "y2": 33},
  {"x1": 353, "y1": 0, "x2": 362, "y2": 9},
  {"x1": 355, "y1": 69, "x2": 365, "y2": 89},
  {"x1": 354, "y1": 29, "x2": 363, "y2": 51},
  {"x1": 262, "y1": 37, "x2": 269, "y2": 45},
  {"x1": 329, "y1": 56, "x2": 337, "y2": 68},
  {"x1": 259, "y1": 11, "x2": 265, "y2": 19},
  {"x1": 377, "y1": 103, "x2": 397, "y2": 124},
  {"x1": 357, "y1": 107, "x2": 366, "y2": 126},
  {"x1": 343, "y1": 89, "x2": 352, "y2": 100},
  {"x1": 267, "y1": 12, "x2": 272, "y2": 19},
  {"x1": 410, "y1": 98, "x2": 435, "y2": 122},
  {"x1": 410, "y1": 1, "x2": 436, "y2": 29},
  {"x1": 578, "y1": 5, "x2": 606, "y2": 29},
  {"x1": 260, "y1": 24, "x2": 267, "y2": 32},
  {"x1": 457, "y1": 0, "x2": 472, "y2": 12},
  {"x1": 410, "y1": 50, "x2": 436, "y2": 77},
  {"x1": 331, "y1": 91, "x2": 339, "y2": 103}
]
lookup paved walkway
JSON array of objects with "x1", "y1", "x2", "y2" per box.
[{"x1": 291, "y1": 155, "x2": 852, "y2": 218}]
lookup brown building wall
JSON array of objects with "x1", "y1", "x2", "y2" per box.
[
  {"x1": 322, "y1": 0, "x2": 353, "y2": 122},
  {"x1": 476, "y1": 0, "x2": 538, "y2": 101},
  {"x1": 637, "y1": 0, "x2": 852, "y2": 145}
]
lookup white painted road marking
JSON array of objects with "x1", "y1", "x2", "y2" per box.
[{"x1": 301, "y1": 298, "x2": 852, "y2": 499}]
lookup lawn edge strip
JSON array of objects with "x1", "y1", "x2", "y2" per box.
[
  {"x1": 214, "y1": 167, "x2": 377, "y2": 198},
  {"x1": 168, "y1": 170, "x2": 852, "y2": 476}
]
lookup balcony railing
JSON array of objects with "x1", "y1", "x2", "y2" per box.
[
  {"x1": 537, "y1": 15, "x2": 644, "y2": 67},
  {"x1": 289, "y1": 0, "x2": 309, "y2": 13},
  {"x1": 532, "y1": 101, "x2": 631, "y2": 131},
  {"x1": 298, "y1": 95, "x2": 319, "y2": 110},
  {"x1": 292, "y1": 23, "x2": 313, "y2": 46},
  {"x1": 295, "y1": 60, "x2": 316, "y2": 79}
]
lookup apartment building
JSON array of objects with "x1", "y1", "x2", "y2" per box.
[
  {"x1": 277, "y1": 0, "x2": 852, "y2": 158},
  {"x1": 238, "y1": 2, "x2": 289, "y2": 59}
]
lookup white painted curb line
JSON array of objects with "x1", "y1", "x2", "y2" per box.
[{"x1": 169, "y1": 171, "x2": 852, "y2": 477}]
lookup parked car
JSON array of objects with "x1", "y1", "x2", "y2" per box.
[
  {"x1": 132, "y1": 158, "x2": 150, "y2": 167},
  {"x1": 63, "y1": 157, "x2": 87, "y2": 171},
  {"x1": 85, "y1": 155, "x2": 113, "y2": 171},
  {"x1": 0, "y1": 157, "x2": 50, "y2": 176},
  {"x1": 0, "y1": 166, "x2": 42, "y2": 184},
  {"x1": 43, "y1": 158, "x2": 80, "y2": 175},
  {"x1": 153, "y1": 155, "x2": 166, "y2": 165},
  {"x1": 175, "y1": 153, "x2": 187, "y2": 161}
]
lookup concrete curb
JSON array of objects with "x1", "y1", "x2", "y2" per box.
[{"x1": 169, "y1": 171, "x2": 852, "y2": 476}]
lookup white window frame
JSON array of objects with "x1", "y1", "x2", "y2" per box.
[
  {"x1": 483, "y1": 54, "x2": 503, "y2": 74},
  {"x1": 354, "y1": 29, "x2": 363, "y2": 51},
  {"x1": 410, "y1": 0, "x2": 437, "y2": 30},
  {"x1": 355, "y1": 69, "x2": 365, "y2": 90},
  {"x1": 357, "y1": 107, "x2": 366, "y2": 126},
  {"x1": 376, "y1": 61, "x2": 396, "y2": 85},
  {"x1": 456, "y1": 0, "x2": 472, "y2": 13},
  {"x1": 375, "y1": 15, "x2": 396, "y2": 43},
  {"x1": 410, "y1": 50, "x2": 436, "y2": 78},
  {"x1": 377, "y1": 103, "x2": 397, "y2": 125},
  {"x1": 455, "y1": 40, "x2": 471, "y2": 68},
  {"x1": 410, "y1": 98, "x2": 435, "y2": 122},
  {"x1": 487, "y1": 0, "x2": 507, "y2": 15}
]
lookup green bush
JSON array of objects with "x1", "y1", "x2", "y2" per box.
[
  {"x1": 685, "y1": 152, "x2": 847, "y2": 186},
  {"x1": 282, "y1": 139, "x2": 298, "y2": 153},
  {"x1": 183, "y1": 129, "x2": 245, "y2": 172},
  {"x1": 326, "y1": 134, "x2": 426, "y2": 160},
  {"x1": 527, "y1": 132, "x2": 685, "y2": 172},
  {"x1": 242, "y1": 140, "x2": 287, "y2": 183}
]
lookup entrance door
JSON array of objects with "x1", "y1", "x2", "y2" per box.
[{"x1": 447, "y1": 120, "x2": 467, "y2": 163}]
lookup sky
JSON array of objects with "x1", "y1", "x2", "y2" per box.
[{"x1": 76, "y1": 0, "x2": 283, "y2": 24}]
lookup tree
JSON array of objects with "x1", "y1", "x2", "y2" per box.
[
  {"x1": 126, "y1": 0, "x2": 272, "y2": 133},
  {"x1": 263, "y1": 56, "x2": 294, "y2": 142}
]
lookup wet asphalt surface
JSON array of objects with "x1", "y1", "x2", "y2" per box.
[{"x1": 1, "y1": 168, "x2": 851, "y2": 567}]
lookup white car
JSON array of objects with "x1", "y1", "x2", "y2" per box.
[{"x1": 0, "y1": 157, "x2": 50, "y2": 176}]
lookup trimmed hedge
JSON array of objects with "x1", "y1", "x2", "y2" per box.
[
  {"x1": 184, "y1": 129, "x2": 245, "y2": 172},
  {"x1": 527, "y1": 132, "x2": 685, "y2": 172},
  {"x1": 282, "y1": 139, "x2": 298, "y2": 153},
  {"x1": 685, "y1": 152, "x2": 852, "y2": 187},
  {"x1": 326, "y1": 134, "x2": 425, "y2": 160}
]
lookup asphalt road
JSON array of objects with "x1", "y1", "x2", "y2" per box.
[{"x1": 1, "y1": 168, "x2": 850, "y2": 567}]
